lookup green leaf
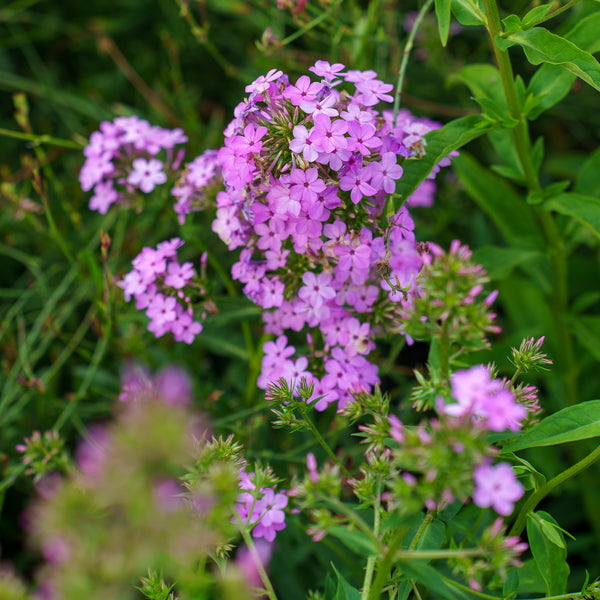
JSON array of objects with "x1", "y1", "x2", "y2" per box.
[
  {"x1": 196, "y1": 332, "x2": 249, "y2": 360},
  {"x1": 327, "y1": 526, "x2": 378, "y2": 557},
  {"x1": 503, "y1": 400, "x2": 600, "y2": 451},
  {"x1": 394, "y1": 115, "x2": 497, "y2": 209},
  {"x1": 473, "y1": 97, "x2": 517, "y2": 125},
  {"x1": 542, "y1": 192, "x2": 600, "y2": 239},
  {"x1": 575, "y1": 146, "x2": 600, "y2": 197},
  {"x1": 435, "y1": 0, "x2": 452, "y2": 46},
  {"x1": 527, "y1": 13, "x2": 600, "y2": 118},
  {"x1": 502, "y1": 14, "x2": 524, "y2": 33},
  {"x1": 450, "y1": 0, "x2": 485, "y2": 26},
  {"x1": 450, "y1": 64, "x2": 517, "y2": 125},
  {"x1": 503, "y1": 567, "x2": 519, "y2": 599},
  {"x1": 526, "y1": 180, "x2": 570, "y2": 206},
  {"x1": 411, "y1": 518, "x2": 446, "y2": 552},
  {"x1": 527, "y1": 512, "x2": 569, "y2": 595},
  {"x1": 331, "y1": 564, "x2": 361, "y2": 600},
  {"x1": 451, "y1": 152, "x2": 544, "y2": 246},
  {"x1": 516, "y1": 559, "x2": 548, "y2": 594},
  {"x1": 501, "y1": 452, "x2": 546, "y2": 490},
  {"x1": 450, "y1": 64, "x2": 504, "y2": 101},
  {"x1": 473, "y1": 245, "x2": 540, "y2": 280},
  {"x1": 497, "y1": 27, "x2": 600, "y2": 92},
  {"x1": 521, "y1": 3, "x2": 553, "y2": 27},
  {"x1": 396, "y1": 561, "x2": 475, "y2": 600}
]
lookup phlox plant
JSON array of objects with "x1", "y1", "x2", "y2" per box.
[{"x1": 3, "y1": 0, "x2": 600, "y2": 599}]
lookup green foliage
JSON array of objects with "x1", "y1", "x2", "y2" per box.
[
  {"x1": 503, "y1": 400, "x2": 600, "y2": 451},
  {"x1": 2, "y1": 0, "x2": 600, "y2": 598},
  {"x1": 526, "y1": 511, "x2": 570, "y2": 596},
  {"x1": 496, "y1": 27, "x2": 600, "y2": 93}
]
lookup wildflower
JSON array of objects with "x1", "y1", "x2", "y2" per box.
[
  {"x1": 472, "y1": 462, "x2": 524, "y2": 515},
  {"x1": 441, "y1": 365, "x2": 528, "y2": 432}
]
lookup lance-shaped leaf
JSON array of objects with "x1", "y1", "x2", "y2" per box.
[
  {"x1": 526, "y1": 512, "x2": 569, "y2": 596},
  {"x1": 528, "y1": 12, "x2": 600, "y2": 118},
  {"x1": 435, "y1": 0, "x2": 452, "y2": 46},
  {"x1": 503, "y1": 400, "x2": 600, "y2": 451},
  {"x1": 394, "y1": 114, "x2": 496, "y2": 209},
  {"x1": 497, "y1": 27, "x2": 600, "y2": 92},
  {"x1": 542, "y1": 192, "x2": 600, "y2": 239}
]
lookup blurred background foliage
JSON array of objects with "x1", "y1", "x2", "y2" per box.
[{"x1": 1, "y1": 0, "x2": 600, "y2": 593}]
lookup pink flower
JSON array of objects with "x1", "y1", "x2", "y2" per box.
[
  {"x1": 127, "y1": 158, "x2": 167, "y2": 193},
  {"x1": 472, "y1": 462, "x2": 524, "y2": 516}
]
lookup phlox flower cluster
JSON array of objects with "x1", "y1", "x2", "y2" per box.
[
  {"x1": 118, "y1": 238, "x2": 204, "y2": 343},
  {"x1": 235, "y1": 469, "x2": 288, "y2": 543},
  {"x1": 204, "y1": 62, "x2": 452, "y2": 410},
  {"x1": 79, "y1": 115, "x2": 187, "y2": 214},
  {"x1": 398, "y1": 240, "x2": 500, "y2": 349},
  {"x1": 171, "y1": 149, "x2": 221, "y2": 224},
  {"x1": 441, "y1": 365, "x2": 528, "y2": 432}
]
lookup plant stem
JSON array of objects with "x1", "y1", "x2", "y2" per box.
[
  {"x1": 438, "y1": 323, "x2": 451, "y2": 386},
  {"x1": 510, "y1": 442, "x2": 600, "y2": 537},
  {"x1": 482, "y1": 0, "x2": 578, "y2": 406},
  {"x1": 0, "y1": 127, "x2": 82, "y2": 149},
  {"x1": 361, "y1": 479, "x2": 382, "y2": 600},
  {"x1": 235, "y1": 509, "x2": 279, "y2": 600},
  {"x1": 393, "y1": 0, "x2": 434, "y2": 123},
  {"x1": 300, "y1": 404, "x2": 352, "y2": 479},
  {"x1": 367, "y1": 527, "x2": 405, "y2": 600}
]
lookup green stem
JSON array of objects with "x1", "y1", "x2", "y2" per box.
[
  {"x1": 235, "y1": 509, "x2": 279, "y2": 600},
  {"x1": 367, "y1": 512, "x2": 433, "y2": 600},
  {"x1": 509, "y1": 365, "x2": 522, "y2": 387},
  {"x1": 300, "y1": 404, "x2": 352, "y2": 479},
  {"x1": 280, "y1": 0, "x2": 343, "y2": 46},
  {"x1": 510, "y1": 442, "x2": 600, "y2": 537},
  {"x1": 438, "y1": 323, "x2": 451, "y2": 386},
  {"x1": 482, "y1": 0, "x2": 578, "y2": 402},
  {"x1": 360, "y1": 480, "x2": 382, "y2": 600},
  {"x1": 324, "y1": 496, "x2": 379, "y2": 541},
  {"x1": 0, "y1": 127, "x2": 82, "y2": 149},
  {"x1": 393, "y1": 0, "x2": 434, "y2": 123},
  {"x1": 367, "y1": 527, "x2": 405, "y2": 600},
  {"x1": 397, "y1": 548, "x2": 485, "y2": 559}
]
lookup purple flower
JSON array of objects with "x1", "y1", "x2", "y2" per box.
[
  {"x1": 339, "y1": 166, "x2": 377, "y2": 204},
  {"x1": 472, "y1": 462, "x2": 524, "y2": 516},
  {"x1": 309, "y1": 60, "x2": 345, "y2": 82},
  {"x1": 298, "y1": 271, "x2": 336, "y2": 308},
  {"x1": 441, "y1": 365, "x2": 528, "y2": 432},
  {"x1": 310, "y1": 113, "x2": 348, "y2": 153},
  {"x1": 288, "y1": 168, "x2": 326, "y2": 205},
  {"x1": 289, "y1": 125, "x2": 319, "y2": 162},
  {"x1": 367, "y1": 152, "x2": 404, "y2": 194},
  {"x1": 283, "y1": 75, "x2": 323, "y2": 110},
  {"x1": 127, "y1": 158, "x2": 167, "y2": 193}
]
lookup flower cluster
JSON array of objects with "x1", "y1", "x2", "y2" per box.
[
  {"x1": 399, "y1": 240, "x2": 500, "y2": 349},
  {"x1": 79, "y1": 116, "x2": 187, "y2": 214},
  {"x1": 118, "y1": 238, "x2": 206, "y2": 343},
  {"x1": 206, "y1": 62, "x2": 452, "y2": 410},
  {"x1": 440, "y1": 365, "x2": 528, "y2": 432},
  {"x1": 28, "y1": 385, "x2": 229, "y2": 600},
  {"x1": 171, "y1": 149, "x2": 221, "y2": 224},
  {"x1": 234, "y1": 468, "x2": 288, "y2": 542},
  {"x1": 16, "y1": 430, "x2": 71, "y2": 482}
]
